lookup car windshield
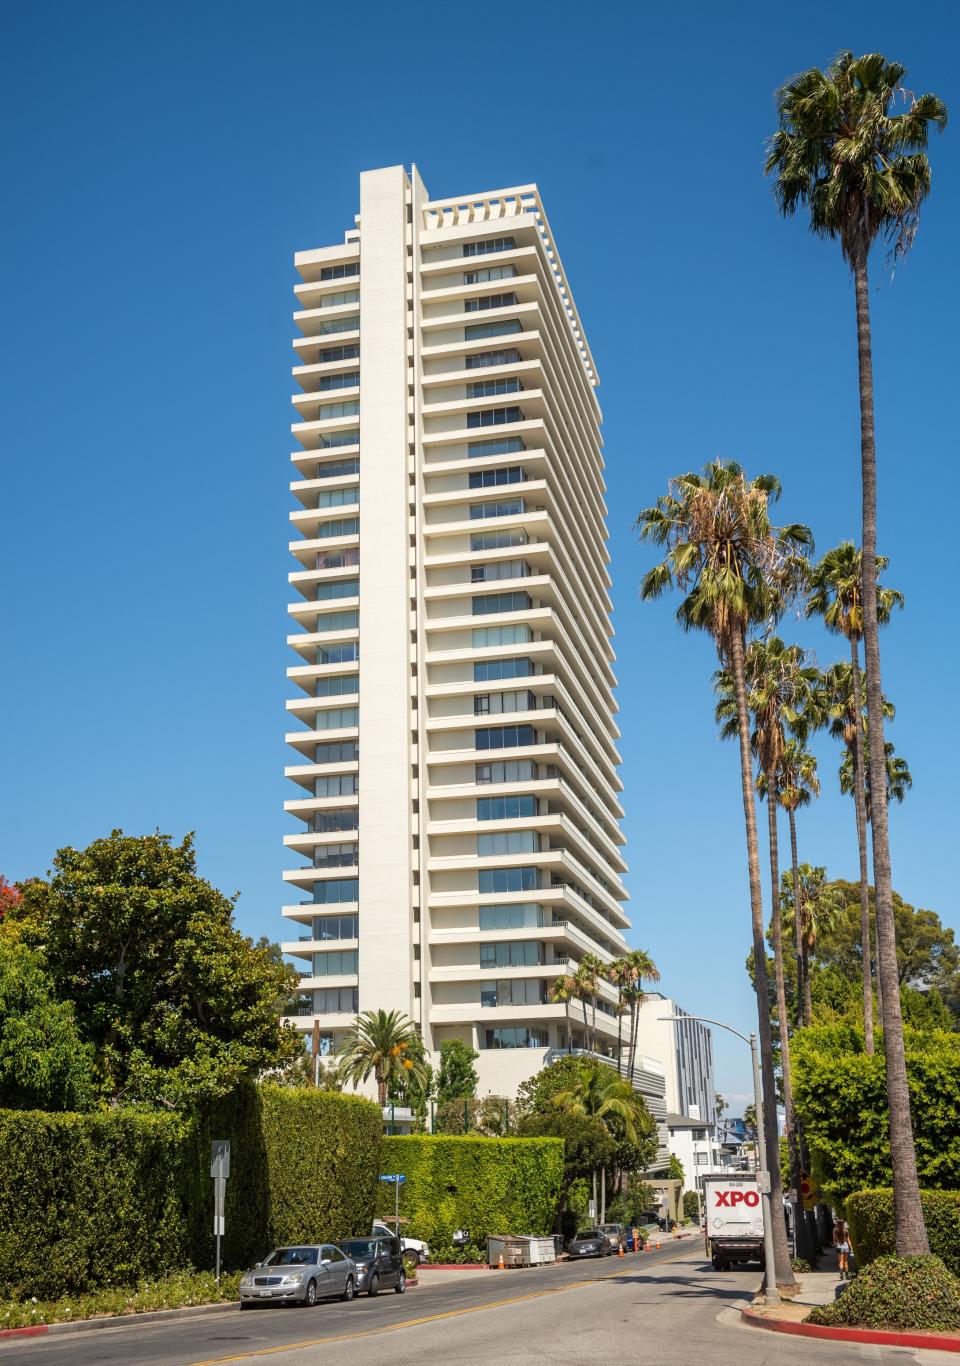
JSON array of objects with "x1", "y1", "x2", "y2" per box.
[
  {"x1": 599, "y1": 1225, "x2": 618, "y2": 1233},
  {"x1": 340, "y1": 1240, "x2": 377, "y2": 1258},
  {"x1": 263, "y1": 1247, "x2": 317, "y2": 1266},
  {"x1": 576, "y1": 1231, "x2": 599, "y2": 1240}
]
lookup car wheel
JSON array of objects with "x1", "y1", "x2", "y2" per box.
[
  {"x1": 303, "y1": 1279, "x2": 317, "y2": 1308},
  {"x1": 395, "y1": 1271, "x2": 406, "y2": 1294},
  {"x1": 406, "y1": 1250, "x2": 420, "y2": 1268},
  {"x1": 342, "y1": 1275, "x2": 355, "y2": 1302},
  {"x1": 368, "y1": 1274, "x2": 380, "y2": 1298}
]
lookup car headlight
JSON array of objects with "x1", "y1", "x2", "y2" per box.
[
  {"x1": 280, "y1": 1273, "x2": 304, "y2": 1286},
  {"x1": 356, "y1": 1264, "x2": 368, "y2": 1275}
]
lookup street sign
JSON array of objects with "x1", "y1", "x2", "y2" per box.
[
  {"x1": 210, "y1": 1139, "x2": 231, "y2": 1179},
  {"x1": 799, "y1": 1169, "x2": 816, "y2": 1210},
  {"x1": 379, "y1": 1173, "x2": 406, "y2": 1184}
]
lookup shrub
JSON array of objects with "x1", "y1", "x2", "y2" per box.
[
  {"x1": 381, "y1": 1135, "x2": 563, "y2": 1248},
  {"x1": 683, "y1": 1190, "x2": 700, "y2": 1221},
  {"x1": 0, "y1": 1270, "x2": 242, "y2": 1328},
  {"x1": 846, "y1": 1189, "x2": 960, "y2": 1277},
  {"x1": 807, "y1": 1254, "x2": 960, "y2": 1332}
]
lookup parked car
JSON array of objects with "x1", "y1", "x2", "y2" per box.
[
  {"x1": 338, "y1": 1236, "x2": 407, "y2": 1296},
  {"x1": 372, "y1": 1220, "x2": 430, "y2": 1265},
  {"x1": 567, "y1": 1229, "x2": 615, "y2": 1259},
  {"x1": 638, "y1": 1209, "x2": 666, "y2": 1230},
  {"x1": 598, "y1": 1222, "x2": 628, "y2": 1251},
  {"x1": 239, "y1": 1244, "x2": 357, "y2": 1308}
]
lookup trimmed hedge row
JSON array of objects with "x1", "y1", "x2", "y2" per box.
[
  {"x1": 0, "y1": 1085, "x2": 382, "y2": 1298},
  {"x1": 846, "y1": 1189, "x2": 960, "y2": 1277},
  {"x1": 380, "y1": 1134, "x2": 564, "y2": 1248}
]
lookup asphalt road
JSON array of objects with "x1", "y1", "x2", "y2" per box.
[{"x1": 2, "y1": 1245, "x2": 955, "y2": 1366}]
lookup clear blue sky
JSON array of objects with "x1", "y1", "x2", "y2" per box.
[{"x1": 3, "y1": 1, "x2": 958, "y2": 1106}]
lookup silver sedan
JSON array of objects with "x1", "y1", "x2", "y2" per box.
[{"x1": 239, "y1": 1244, "x2": 357, "y2": 1308}]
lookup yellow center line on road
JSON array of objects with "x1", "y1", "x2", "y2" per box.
[{"x1": 189, "y1": 1247, "x2": 701, "y2": 1366}]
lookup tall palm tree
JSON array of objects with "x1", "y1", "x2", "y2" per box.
[
  {"x1": 336, "y1": 1009, "x2": 429, "y2": 1108},
  {"x1": 840, "y1": 732, "x2": 913, "y2": 820},
  {"x1": 624, "y1": 948, "x2": 660, "y2": 1079},
  {"x1": 638, "y1": 458, "x2": 810, "y2": 1288},
  {"x1": 768, "y1": 51, "x2": 945, "y2": 1257},
  {"x1": 608, "y1": 956, "x2": 631, "y2": 1076},
  {"x1": 819, "y1": 660, "x2": 895, "y2": 1046},
  {"x1": 574, "y1": 954, "x2": 605, "y2": 1054},
  {"x1": 807, "y1": 544, "x2": 903, "y2": 1054},
  {"x1": 717, "y1": 637, "x2": 818, "y2": 1261},
  {"x1": 550, "y1": 974, "x2": 576, "y2": 1053},
  {"x1": 780, "y1": 867, "x2": 846, "y2": 1026},
  {"x1": 553, "y1": 1061, "x2": 648, "y2": 1222},
  {"x1": 775, "y1": 739, "x2": 820, "y2": 1028}
]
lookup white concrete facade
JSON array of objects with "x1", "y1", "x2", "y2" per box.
[
  {"x1": 632, "y1": 995, "x2": 717, "y2": 1126},
  {"x1": 281, "y1": 166, "x2": 630, "y2": 1099}
]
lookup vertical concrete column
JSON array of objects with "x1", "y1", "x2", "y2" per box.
[{"x1": 357, "y1": 165, "x2": 414, "y2": 1018}]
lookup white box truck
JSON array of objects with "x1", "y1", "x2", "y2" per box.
[{"x1": 702, "y1": 1173, "x2": 764, "y2": 1270}]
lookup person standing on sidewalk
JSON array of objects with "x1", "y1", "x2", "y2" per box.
[{"x1": 832, "y1": 1219, "x2": 851, "y2": 1279}]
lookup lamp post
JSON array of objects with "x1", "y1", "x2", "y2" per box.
[{"x1": 659, "y1": 1015, "x2": 779, "y2": 1305}]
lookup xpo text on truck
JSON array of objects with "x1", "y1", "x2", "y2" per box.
[{"x1": 702, "y1": 1173, "x2": 764, "y2": 1270}]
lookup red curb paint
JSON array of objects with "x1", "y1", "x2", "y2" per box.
[
  {"x1": 0, "y1": 1325, "x2": 51, "y2": 1340},
  {"x1": 741, "y1": 1306, "x2": 960, "y2": 1353},
  {"x1": 418, "y1": 1264, "x2": 489, "y2": 1271}
]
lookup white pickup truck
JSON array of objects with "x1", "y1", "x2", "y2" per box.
[
  {"x1": 702, "y1": 1173, "x2": 764, "y2": 1270},
  {"x1": 371, "y1": 1221, "x2": 430, "y2": 1265}
]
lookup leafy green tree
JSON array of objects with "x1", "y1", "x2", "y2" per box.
[
  {"x1": 807, "y1": 544, "x2": 903, "y2": 1054},
  {"x1": 516, "y1": 1109, "x2": 613, "y2": 1223},
  {"x1": 552, "y1": 1059, "x2": 657, "y2": 1221},
  {"x1": 768, "y1": 49, "x2": 946, "y2": 1258},
  {"x1": 0, "y1": 940, "x2": 96, "y2": 1111},
  {"x1": 637, "y1": 458, "x2": 810, "y2": 1288},
  {"x1": 12, "y1": 831, "x2": 301, "y2": 1108},
  {"x1": 274, "y1": 1048, "x2": 343, "y2": 1090},
  {"x1": 337, "y1": 1009, "x2": 428, "y2": 1108},
  {"x1": 667, "y1": 1153, "x2": 684, "y2": 1184},
  {"x1": 387, "y1": 1031, "x2": 433, "y2": 1128},
  {"x1": 780, "y1": 866, "x2": 846, "y2": 1026},
  {"x1": 436, "y1": 1039, "x2": 479, "y2": 1102}
]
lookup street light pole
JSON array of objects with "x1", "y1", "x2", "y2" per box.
[{"x1": 659, "y1": 1015, "x2": 779, "y2": 1305}]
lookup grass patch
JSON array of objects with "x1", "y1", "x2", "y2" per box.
[
  {"x1": 807, "y1": 1254, "x2": 960, "y2": 1333},
  {"x1": 0, "y1": 1269, "x2": 241, "y2": 1331}
]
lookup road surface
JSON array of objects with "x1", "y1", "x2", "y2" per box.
[{"x1": 1, "y1": 1244, "x2": 955, "y2": 1365}]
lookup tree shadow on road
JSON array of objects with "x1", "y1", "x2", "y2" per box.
[{"x1": 601, "y1": 1272, "x2": 758, "y2": 1301}]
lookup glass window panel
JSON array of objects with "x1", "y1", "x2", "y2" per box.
[
  {"x1": 462, "y1": 237, "x2": 516, "y2": 257},
  {"x1": 465, "y1": 320, "x2": 523, "y2": 340},
  {"x1": 467, "y1": 437, "x2": 526, "y2": 458},
  {"x1": 466, "y1": 348, "x2": 521, "y2": 370}
]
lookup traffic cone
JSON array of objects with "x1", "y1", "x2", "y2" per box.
[
  {"x1": 655, "y1": 1237, "x2": 660, "y2": 1250},
  {"x1": 618, "y1": 1244, "x2": 625, "y2": 1258},
  {"x1": 498, "y1": 1252, "x2": 504, "y2": 1270}
]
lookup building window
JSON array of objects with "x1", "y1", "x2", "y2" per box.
[
  {"x1": 479, "y1": 867, "x2": 541, "y2": 894},
  {"x1": 480, "y1": 941, "x2": 543, "y2": 969},
  {"x1": 318, "y1": 400, "x2": 360, "y2": 421},
  {"x1": 319, "y1": 263, "x2": 359, "y2": 281},
  {"x1": 474, "y1": 690, "x2": 535, "y2": 717},
  {"x1": 316, "y1": 641, "x2": 359, "y2": 665},
  {"x1": 464, "y1": 265, "x2": 518, "y2": 285},
  {"x1": 477, "y1": 794, "x2": 537, "y2": 821},
  {"x1": 314, "y1": 706, "x2": 359, "y2": 731},
  {"x1": 316, "y1": 578, "x2": 359, "y2": 601},
  {"x1": 482, "y1": 1026, "x2": 548, "y2": 1049},
  {"x1": 313, "y1": 809, "x2": 359, "y2": 833},
  {"x1": 477, "y1": 830, "x2": 539, "y2": 856},
  {"x1": 315, "y1": 610, "x2": 359, "y2": 634},
  {"x1": 467, "y1": 377, "x2": 522, "y2": 398},
  {"x1": 312, "y1": 878, "x2": 359, "y2": 905},
  {"x1": 313, "y1": 913, "x2": 359, "y2": 940},
  {"x1": 316, "y1": 315, "x2": 360, "y2": 336},
  {"x1": 480, "y1": 903, "x2": 546, "y2": 931},
  {"x1": 318, "y1": 371, "x2": 360, "y2": 391},
  {"x1": 317, "y1": 517, "x2": 360, "y2": 538},
  {"x1": 471, "y1": 560, "x2": 529, "y2": 584},
  {"x1": 472, "y1": 624, "x2": 531, "y2": 648},
  {"x1": 469, "y1": 466, "x2": 526, "y2": 488},
  {"x1": 468, "y1": 436, "x2": 526, "y2": 458},
  {"x1": 466, "y1": 406, "x2": 523, "y2": 429},
  {"x1": 474, "y1": 657, "x2": 533, "y2": 682},
  {"x1": 470, "y1": 529, "x2": 528, "y2": 551},
  {"x1": 314, "y1": 740, "x2": 359, "y2": 764},
  {"x1": 314, "y1": 843, "x2": 359, "y2": 869},
  {"x1": 312, "y1": 949, "x2": 358, "y2": 976},
  {"x1": 462, "y1": 237, "x2": 516, "y2": 257},
  {"x1": 471, "y1": 591, "x2": 531, "y2": 617},
  {"x1": 318, "y1": 343, "x2": 360, "y2": 362},
  {"x1": 314, "y1": 773, "x2": 358, "y2": 797},
  {"x1": 320, "y1": 289, "x2": 360, "y2": 308},
  {"x1": 465, "y1": 320, "x2": 522, "y2": 340},
  {"x1": 475, "y1": 725, "x2": 535, "y2": 751},
  {"x1": 317, "y1": 458, "x2": 360, "y2": 480},
  {"x1": 475, "y1": 759, "x2": 537, "y2": 784},
  {"x1": 316, "y1": 487, "x2": 359, "y2": 510},
  {"x1": 316, "y1": 548, "x2": 360, "y2": 570},
  {"x1": 318, "y1": 429, "x2": 359, "y2": 449},
  {"x1": 314, "y1": 987, "x2": 359, "y2": 1014},
  {"x1": 480, "y1": 978, "x2": 547, "y2": 1007},
  {"x1": 466, "y1": 348, "x2": 521, "y2": 370},
  {"x1": 315, "y1": 674, "x2": 358, "y2": 698},
  {"x1": 469, "y1": 498, "x2": 525, "y2": 521}
]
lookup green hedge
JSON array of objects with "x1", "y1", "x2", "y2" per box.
[
  {"x1": 846, "y1": 1189, "x2": 960, "y2": 1277},
  {"x1": 380, "y1": 1134, "x2": 564, "y2": 1248},
  {"x1": 0, "y1": 1109, "x2": 201, "y2": 1299},
  {"x1": 0, "y1": 1084, "x2": 383, "y2": 1299}
]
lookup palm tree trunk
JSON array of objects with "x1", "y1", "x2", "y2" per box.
[
  {"x1": 766, "y1": 771, "x2": 806, "y2": 1262},
  {"x1": 849, "y1": 636, "x2": 875, "y2": 1055},
  {"x1": 591, "y1": 994, "x2": 597, "y2": 1054},
  {"x1": 628, "y1": 997, "x2": 639, "y2": 1078},
  {"x1": 785, "y1": 805, "x2": 814, "y2": 1262},
  {"x1": 601, "y1": 1166, "x2": 607, "y2": 1224},
  {"x1": 802, "y1": 942, "x2": 813, "y2": 1028},
  {"x1": 616, "y1": 995, "x2": 623, "y2": 1076},
  {"x1": 787, "y1": 808, "x2": 804, "y2": 1030},
  {"x1": 566, "y1": 1000, "x2": 571, "y2": 1053},
  {"x1": 854, "y1": 253, "x2": 928, "y2": 1256},
  {"x1": 729, "y1": 628, "x2": 795, "y2": 1288},
  {"x1": 581, "y1": 999, "x2": 589, "y2": 1051}
]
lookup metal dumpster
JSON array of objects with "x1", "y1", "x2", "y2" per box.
[{"x1": 487, "y1": 1234, "x2": 556, "y2": 1267}]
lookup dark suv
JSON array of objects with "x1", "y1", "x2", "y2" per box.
[{"x1": 337, "y1": 1236, "x2": 406, "y2": 1297}]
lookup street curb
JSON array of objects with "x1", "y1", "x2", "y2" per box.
[
  {"x1": 418, "y1": 1264, "x2": 490, "y2": 1271},
  {"x1": 0, "y1": 1301, "x2": 236, "y2": 1341},
  {"x1": 741, "y1": 1305, "x2": 960, "y2": 1352}
]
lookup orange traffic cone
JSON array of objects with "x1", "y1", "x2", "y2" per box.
[
  {"x1": 618, "y1": 1244, "x2": 625, "y2": 1258},
  {"x1": 498, "y1": 1252, "x2": 504, "y2": 1270},
  {"x1": 655, "y1": 1237, "x2": 660, "y2": 1250}
]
